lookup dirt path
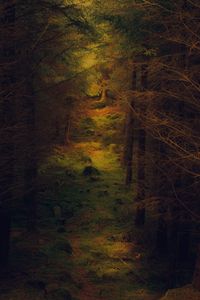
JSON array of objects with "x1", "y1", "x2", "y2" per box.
[
  {"x1": 70, "y1": 236, "x2": 103, "y2": 300},
  {"x1": 0, "y1": 102, "x2": 163, "y2": 300},
  {"x1": 65, "y1": 139, "x2": 161, "y2": 300}
]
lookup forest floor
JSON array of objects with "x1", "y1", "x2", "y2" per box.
[{"x1": 0, "y1": 100, "x2": 164, "y2": 300}]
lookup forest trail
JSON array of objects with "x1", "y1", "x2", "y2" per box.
[
  {"x1": 66, "y1": 142, "x2": 159, "y2": 300},
  {"x1": 0, "y1": 102, "x2": 162, "y2": 300},
  {"x1": 59, "y1": 103, "x2": 162, "y2": 300},
  {"x1": 1, "y1": 1, "x2": 200, "y2": 299}
]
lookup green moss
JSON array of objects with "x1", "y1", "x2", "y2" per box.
[{"x1": 8, "y1": 114, "x2": 163, "y2": 300}]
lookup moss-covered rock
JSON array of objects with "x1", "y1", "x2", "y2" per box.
[{"x1": 82, "y1": 166, "x2": 100, "y2": 176}]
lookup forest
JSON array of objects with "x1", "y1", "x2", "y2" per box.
[{"x1": 0, "y1": 0, "x2": 200, "y2": 299}]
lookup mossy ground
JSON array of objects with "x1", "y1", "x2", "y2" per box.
[{"x1": 0, "y1": 103, "x2": 163, "y2": 300}]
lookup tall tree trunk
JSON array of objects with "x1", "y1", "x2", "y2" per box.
[
  {"x1": 124, "y1": 106, "x2": 134, "y2": 185},
  {"x1": 23, "y1": 82, "x2": 38, "y2": 232},
  {"x1": 64, "y1": 117, "x2": 71, "y2": 146},
  {"x1": 167, "y1": 213, "x2": 180, "y2": 288},
  {"x1": 134, "y1": 126, "x2": 146, "y2": 226},
  {"x1": 0, "y1": 210, "x2": 11, "y2": 268},
  {"x1": 124, "y1": 70, "x2": 136, "y2": 185},
  {"x1": 0, "y1": 0, "x2": 16, "y2": 268},
  {"x1": 155, "y1": 141, "x2": 169, "y2": 254},
  {"x1": 193, "y1": 244, "x2": 200, "y2": 291},
  {"x1": 134, "y1": 63, "x2": 147, "y2": 227},
  {"x1": 167, "y1": 45, "x2": 191, "y2": 285}
]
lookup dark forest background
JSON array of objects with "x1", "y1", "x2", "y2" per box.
[{"x1": 1, "y1": 1, "x2": 200, "y2": 299}]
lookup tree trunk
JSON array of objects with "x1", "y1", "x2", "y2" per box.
[
  {"x1": 155, "y1": 142, "x2": 169, "y2": 254},
  {"x1": 124, "y1": 70, "x2": 137, "y2": 185},
  {"x1": 167, "y1": 213, "x2": 179, "y2": 288},
  {"x1": 0, "y1": 0, "x2": 16, "y2": 267},
  {"x1": 156, "y1": 216, "x2": 168, "y2": 254},
  {"x1": 0, "y1": 210, "x2": 11, "y2": 268},
  {"x1": 64, "y1": 117, "x2": 71, "y2": 146},
  {"x1": 23, "y1": 84, "x2": 38, "y2": 232},
  {"x1": 193, "y1": 244, "x2": 200, "y2": 291},
  {"x1": 134, "y1": 63, "x2": 147, "y2": 226},
  {"x1": 134, "y1": 127, "x2": 146, "y2": 226},
  {"x1": 124, "y1": 102, "x2": 134, "y2": 185}
]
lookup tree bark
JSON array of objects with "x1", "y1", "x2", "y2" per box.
[
  {"x1": 124, "y1": 102, "x2": 134, "y2": 185},
  {"x1": 193, "y1": 244, "x2": 200, "y2": 291},
  {"x1": 23, "y1": 83, "x2": 38, "y2": 232},
  {"x1": 134, "y1": 127, "x2": 146, "y2": 227},
  {"x1": 124, "y1": 69, "x2": 137, "y2": 185},
  {"x1": 0, "y1": 0, "x2": 16, "y2": 267},
  {"x1": 134, "y1": 63, "x2": 147, "y2": 226},
  {"x1": 0, "y1": 210, "x2": 11, "y2": 268}
]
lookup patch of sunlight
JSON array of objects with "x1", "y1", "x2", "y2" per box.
[
  {"x1": 90, "y1": 236, "x2": 133, "y2": 261},
  {"x1": 126, "y1": 288, "x2": 160, "y2": 300},
  {"x1": 104, "y1": 242, "x2": 133, "y2": 259},
  {"x1": 88, "y1": 106, "x2": 121, "y2": 118},
  {"x1": 91, "y1": 259, "x2": 131, "y2": 279},
  {"x1": 71, "y1": 0, "x2": 94, "y2": 8},
  {"x1": 79, "y1": 236, "x2": 133, "y2": 277},
  {"x1": 93, "y1": 114, "x2": 123, "y2": 130},
  {"x1": 87, "y1": 82, "x2": 101, "y2": 96},
  {"x1": 74, "y1": 141, "x2": 120, "y2": 172},
  {"x1": 81, "y1": 52, "x2": 97, "y2": 69}
]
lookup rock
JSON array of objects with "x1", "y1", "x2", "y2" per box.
[
  {"x1": 160, "y1": 285, "x2": 200, "y2": 300},
  {"x1": 48, "y1": 288, "x2": 72, "y2": 300},
  {"x1": 82, "y1": 166, "x2": 100, "y2": 176}
]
